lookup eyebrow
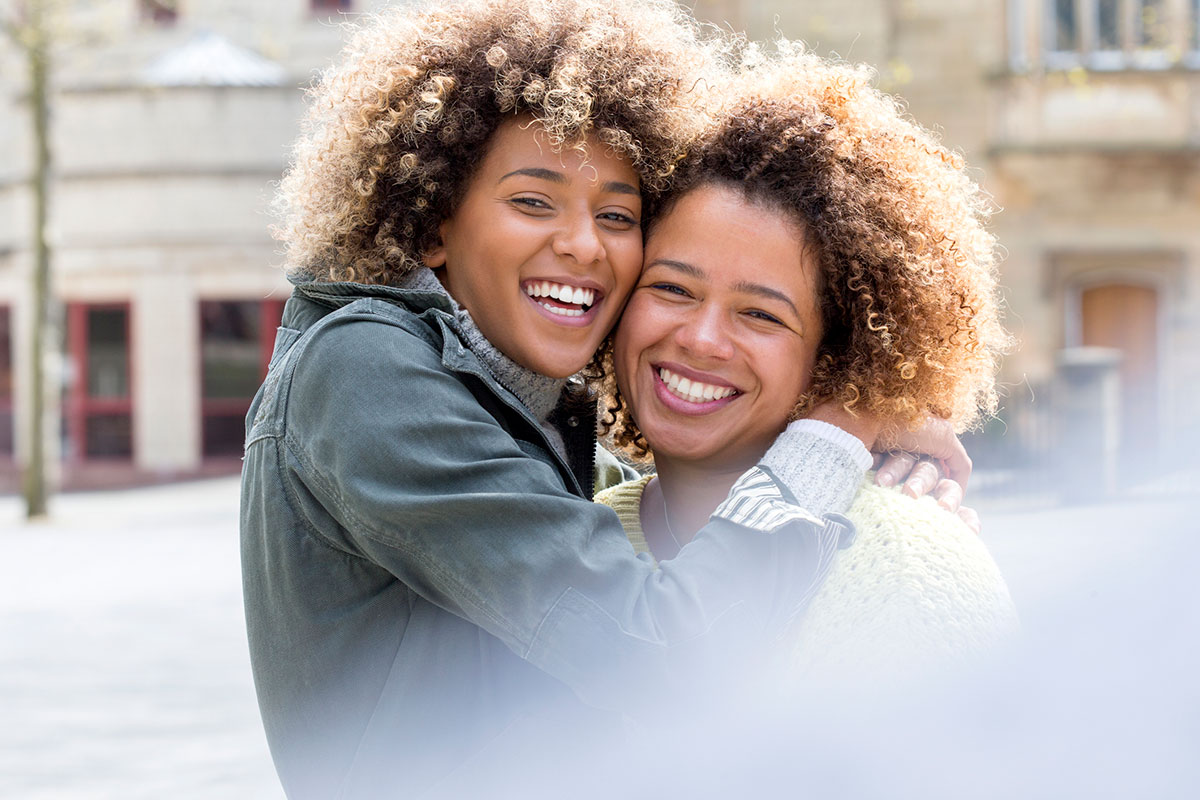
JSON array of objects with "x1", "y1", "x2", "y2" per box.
[
  {"x1": 733, "y1": 280, "x2": 802, "y2": 319},
  {"x1": 498, "y1": 168, "x2": 639, "y2": 196},
  {"x1": 647, "y1": 259, "x2": 802, "y2": 320},
  {"x1": 646, "y1": 259, "x2": 705, "y2": 280}
]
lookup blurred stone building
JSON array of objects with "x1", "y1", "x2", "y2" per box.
[
  {"x1": 701, "y1": 0, "x2": 1200, "y2": 487},
  {"x1": 1, "y1": 0, "x2": 1197, "y2": 490},
  {"x1": 0, "y1": 0, "x2": 373, "y2": 487}
]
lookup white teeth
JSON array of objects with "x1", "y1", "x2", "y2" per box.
[
  {"x1": 541, "y1": 304, "x2": 584, "y2": 318},
  {"x1": 657, "y1": 367, "x2": 736, "y2": 404},
  {"x1": 523, "y1": 281, "x2": 596, "y2": 309}
]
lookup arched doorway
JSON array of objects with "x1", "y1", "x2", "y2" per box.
[{"x1": 1078, "y1": 283, "x2": 1160, "y2": 472}]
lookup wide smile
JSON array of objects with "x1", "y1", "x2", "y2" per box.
[
  {"x1": 522, "y1": 279, "x2": 603, "y2": 326},
  {"x1": 651, "y1": 364, "x2": 741, "y2": 416}
]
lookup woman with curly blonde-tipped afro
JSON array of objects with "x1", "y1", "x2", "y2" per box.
[
  {"x1": 602, "y1": 46, "x2": 1012, "y2": 460},
  {"x1": 275, "y1": 0, "x2": 721, "y2": 284},
  {"x1": 594, "y1": 46, "x2": 1017, "y2": 683}
]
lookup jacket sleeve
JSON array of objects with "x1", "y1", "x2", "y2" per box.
[{"x1": 281, "y1": 314, "x2": 864, "y2": 711}]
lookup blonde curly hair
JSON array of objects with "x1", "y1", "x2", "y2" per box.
[
  {"x1": 601, "y1": 45, "x2": 1012, "y2": 458},
  {"x1": 273, "y1": 0, "x2": 727, "y2": 283}
]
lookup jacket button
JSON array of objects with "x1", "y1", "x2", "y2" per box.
[{"x1": 566, "y1": 416, "x2": 579, "y2": 427}]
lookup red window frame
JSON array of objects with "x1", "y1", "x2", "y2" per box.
[
  {"x1": 311, "y1": 0, "x2": 353, "y2": 14},
  {"x1": 312, "y1": 0, "x2": 350, "y2": 13},
  {"x1": 199, "y1": 299, "x2": 284, "y2": 459},
  {"x1": 140, "y1": 0, "x2": 179, "y2": 25},
  {"x1": 0, "y1": 305, "x2": 13, "y2": 459},
  {"x1": 65, "y1": 302, "x2": 135, "y2": 462}
]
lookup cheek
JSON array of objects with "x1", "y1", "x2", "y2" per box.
[
  {"x1": 610, "y1": 241, "x2": 644, "y2": 291},
  {"x1": 762, "y1": 342, "x2": 817, "y2": 407},
  {"x1": 612, "y1": 314, "x2": 640, "y2": 377},
  {"x1": 612, "y1": 300, "x2": 657, "y2": 383}
]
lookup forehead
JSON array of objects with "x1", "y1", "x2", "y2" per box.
[
  {"x1": 646, "y1": 184, "x2": 821, "y2": 300},
  {"x1": 478, "y1": 117, "x2": 640, "y2": 185}
]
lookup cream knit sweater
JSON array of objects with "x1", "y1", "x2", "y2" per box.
[{"x1": 595, "y1": 476, "x2": 1018, "y2": 680}]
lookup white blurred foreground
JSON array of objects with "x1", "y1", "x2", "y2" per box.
[{"x1": 1, "y1": 479, "x2": 1196, "y2": 799}]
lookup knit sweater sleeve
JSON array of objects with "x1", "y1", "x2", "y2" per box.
[{"x1": 594, "y1": 476, "x2": 655, "y2": 559}]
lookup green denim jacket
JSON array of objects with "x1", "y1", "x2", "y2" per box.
[{"x1": 240, "y1": 281, "x2": 860, "y2": 798}]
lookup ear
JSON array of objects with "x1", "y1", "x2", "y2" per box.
[
  {"x1": 422, "y1": 218, "x2": 451, "y2": 268},
  {"x1": 422, "y1": 239, "x2": 447, "y2": 269}
]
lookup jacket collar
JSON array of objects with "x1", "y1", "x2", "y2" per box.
[
  {"x1": 292, "y1": 280, "x2": 453, "y2": 315},
  {"x1": 284, "y1": 279, "x2": 598, "y2": 499}
]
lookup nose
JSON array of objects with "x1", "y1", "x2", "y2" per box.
[
  {"x1": 551, "y1": 210, "x2": 605, "y2": 265},
  {"x1": 675, "y1": 304, "x2": 735, "y2": 362}
]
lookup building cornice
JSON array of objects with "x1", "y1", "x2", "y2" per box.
[{"x1": 987, "y1": 143, "x2": 1200, "y2": 158}]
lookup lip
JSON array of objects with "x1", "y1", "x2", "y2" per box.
[{"x1": 650, "y1": 361, "x2": 741, "y2": 416}]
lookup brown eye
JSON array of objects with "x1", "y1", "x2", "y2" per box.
[
  {"x1": 511, "y1": 196, "x2": 551, "y2": 211},
  {"x1": 746, "y1": 310, "x2": 784, "y2": 325},
  {"x1": 650, "y1": 283, "x2": 689, "y2": 297}
]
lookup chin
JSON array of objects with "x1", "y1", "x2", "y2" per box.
[
  {"x1": 530, "y1": 355, "x2": 589, "y2": 380},
  {"x1": 642, "y1": 429, "x2": 715, "y2": 463}
]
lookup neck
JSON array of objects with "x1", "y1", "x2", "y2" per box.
[
  {"x1": 649, "y1": 454, "x2": 753, "y2": 548},
  {"x1": 400, "y1": 266, "x2": 567, "y2": 422}
]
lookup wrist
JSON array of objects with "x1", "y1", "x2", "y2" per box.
[
  {"x1": 760, "y1": 425, "x2": 871, "y2": 518},
  {"x1": 783, "y1": 419, "x2": 873, "y2": 472}
]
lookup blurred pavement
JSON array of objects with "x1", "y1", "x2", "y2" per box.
[{"x1": 1, "y1": 478, "x2": 282, "y2": 800}]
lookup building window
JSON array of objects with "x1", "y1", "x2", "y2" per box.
[
  {"x1": 65, "y1": 303, "x2": 133, "y2": 460},
  {"x1": 1048, "y1": 0, "x2": 1079, "y2": 58},
  {"x1": 1096, "y1": 0, "x2": 1120, "y2": 52},
  {"x1": 1137, "y1": 0, "x2": 1168, "y2": 47},
  {"x1": 0, "y1": 306, "x2": 12, "y2": 457},
  {"x1": 1038, "y1": 0, "x2": 1194, "y2": 69},
  {"x1": 140, "y1": 0, "x2": 178, "y2": 25},
  {"x1": 200, "y1": 300, "x2": 283, "y2": 458},
  {"x1": 1189, "y1": 0, "x2": 1200, "y2": 66}
]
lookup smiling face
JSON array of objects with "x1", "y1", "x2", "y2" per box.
[
  {"x1": 613, "y1": 183, "x2": 825, "y2": 471},
  {"x1": 424, "y1": 117, "x2": 644, "y2": 379}
]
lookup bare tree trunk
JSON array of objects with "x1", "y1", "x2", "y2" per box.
[{"x1": 22, "y1": 2, "x2": 51, "y2": 519}]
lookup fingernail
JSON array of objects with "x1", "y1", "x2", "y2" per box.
[{"x1": 876, "y1": 472, "x2": 895, "y2": 487}]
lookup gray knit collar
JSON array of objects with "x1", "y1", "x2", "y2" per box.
[{"x1": 397, "y1": 267, "x2": 567, "y2": 422}]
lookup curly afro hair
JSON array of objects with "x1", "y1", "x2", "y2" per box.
[
  {"x1": 601, "y1": 44, "x2": 1012, "y2": 459},
  {"x1": 273, "y1": 0, "x2": 729, "y2": 284}
]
